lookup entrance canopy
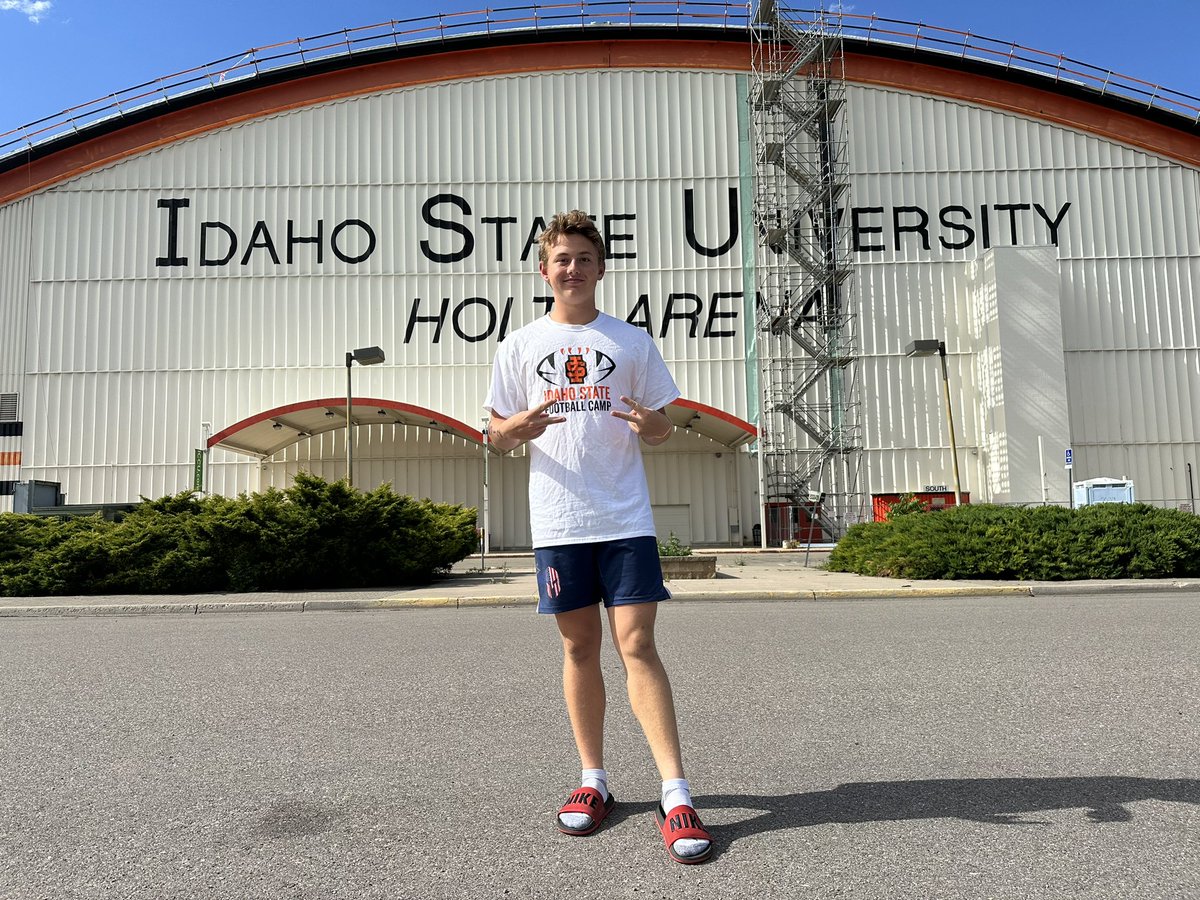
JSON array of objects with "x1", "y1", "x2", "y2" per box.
[
  {"x1": 667, "y1": 400, "x2": 757, "y2": 448},
  {"x1": 208, "y1": 398, "x2": 483, "y2": 457},
  {"x1": 209, "y1": 397, "x2": 757, "y2": 458}
]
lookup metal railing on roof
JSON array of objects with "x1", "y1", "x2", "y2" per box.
[
  {"x1": 823, "y1": 7, "x2": 1200, "y2": 124},
  {"x1": 2, "y1": 2, "x2": 1197, "y2": 163}
]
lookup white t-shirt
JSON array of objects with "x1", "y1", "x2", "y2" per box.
[{"x1": 485, "y1": 312, "x2": 680, "y2": 548}]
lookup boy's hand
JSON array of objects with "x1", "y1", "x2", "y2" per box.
[
  {"x1": 613, "y1": 396, "x2": 674, "y2": 444},
  {"x1": 489, "y1": 398, "x2": 565, "y2": 450}
]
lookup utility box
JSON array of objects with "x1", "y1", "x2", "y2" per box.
[
  {"x1": 13, "y1": 480, "x2": 65, "y2": 513},
  {"x1": 872, "y1": 491, "x2": 969, "y2": 521},
  {"x1": 1073, "y1": 477, "x2": 1135, "y2": 507}
]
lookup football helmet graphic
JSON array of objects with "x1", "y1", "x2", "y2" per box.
[{"x1": 536, "y1": 348, "x2": 617, "y2": 387}]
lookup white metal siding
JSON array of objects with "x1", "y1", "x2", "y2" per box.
[
  {"x1": 13, "y1": 68, "x2": 752, "y2": 543},
  {"x1": 846, "y1": 82, "x2": 1200, "y2": 503},
  {"x1": 651, "y1": 505, "x2": 693, "y2": 546},
  {"x1": 0, "y1": 198, "x2": 30, "y2": 385},
  {"x1": 4, "y1": 57, "x2": 1200, "y2": 538},
  {"x1": 0, "y1": 199, "x2": 30, "y2": 511},
  {"x1": 644, "y1": 429, "x2": 743, "y2": 545}
]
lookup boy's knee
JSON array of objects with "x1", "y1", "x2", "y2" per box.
[
  {"x1": 562, "y1": 631, "x2": 602, "y2": 664},
  {"x1": 615, "y1": 627, "x2": 659, "y2": 664}
]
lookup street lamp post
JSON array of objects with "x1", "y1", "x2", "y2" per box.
[
  {"x1": 480, "y1": 416, "x2": 491, "y2": 571},
  {"x1": 905, "y1": 338, "x2": 962, "y2": 506},
  {"x1": 345, "y1": 346, "x2": 386, "y2": 488}
]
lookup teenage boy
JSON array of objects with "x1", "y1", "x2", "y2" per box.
[{"x1": 483, "y1": 210, "x2": 713, "y2": 865}]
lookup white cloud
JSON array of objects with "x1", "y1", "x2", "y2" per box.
[{"x1": 1, "y1": 1, "x2": 52, "y2": 23}]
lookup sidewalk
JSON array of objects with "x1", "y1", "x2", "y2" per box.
[{"x1": 2, "y1": 549, "x2": 1199, "y2": 617}]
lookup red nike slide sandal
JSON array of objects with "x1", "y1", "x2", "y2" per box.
[
  {"x1": 556, "y1": 787, "x2": 616, "y2": 836},
  {"x1": 655, "y1": 803, "x2": 713, "y2": 864}
]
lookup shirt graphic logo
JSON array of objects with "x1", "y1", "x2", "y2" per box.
[
  {"x1": 565, "y1": 353, "x2": 588, "y2": 384},
  {"x1": 536, "y1": 347, "x2": 616, "y2": 387}
]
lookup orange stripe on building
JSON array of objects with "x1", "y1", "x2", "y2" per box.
[
  {"x1": 4, "y1": 36, "x2": 1200, "y2": 208},
  {"x1": 0, "y1": 451, "x2": 21, "y2": 466},
  {"x1": 0, "y1": 39, "x2": 750, "y2": 206},
  {"x1": 842, "y1": 53, "x2": 1200, "y2": 170}
]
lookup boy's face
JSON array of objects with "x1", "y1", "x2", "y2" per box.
[{"x1": 540, "y1": 233, "x2": 605, "y2": 310}]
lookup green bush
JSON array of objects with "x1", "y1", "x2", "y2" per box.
[
  {"x1": 884, "y1": 492, "x2": 928, "y2": 520},
  {"x1": 0, "y1": 473, "x2": 479, "y2": 596},
  {"x1": 657, "y1": 532, "x2": 693, "y2": 557},
  {"x1": 827, "y1": 502, "x2": 1200, "y2": 580}
]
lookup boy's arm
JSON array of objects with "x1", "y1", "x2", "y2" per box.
[
  {"x1": 613, "y1": 396, "x2": 674, "y2": 445},
  {"x1": 639, "y1": 407, "x2": 674, "y2": 445},
  {"x1": 489, "y1": 398, "x2": 566, "y2": 451}
]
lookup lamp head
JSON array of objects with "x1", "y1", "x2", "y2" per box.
[
  {"x1": 904, "y1": 339, "x2": 944, "y2": 358},
  {"x1": 350, "y1": 346, "x2": 386, "y2": 366}
]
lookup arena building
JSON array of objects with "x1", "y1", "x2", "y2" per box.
[{"x1": 1, "y1": 4, "x2": 1197, "y2": 547}]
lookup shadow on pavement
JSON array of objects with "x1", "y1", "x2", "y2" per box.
[{"x1": 704, "y1": 776, "x2": 1200, "y2": 843}]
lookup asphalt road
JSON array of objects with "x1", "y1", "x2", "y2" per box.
[{"x1": 2, "y1": 593, "x2": 1198, "y2": 899}]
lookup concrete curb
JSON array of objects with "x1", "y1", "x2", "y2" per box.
[
  {"x1": 2, "y1": 580, "x2": 1198, "y2": 618},
  {"x1": 1027, "y1": 580, "x2": 1200, "y2": 596},
  {"x1": 0, "y1": 584, "x2": 1070, "y2": 617},
  {"x1": 0, "y1": 603, "x2": 205, "y2": 617},
  {"x1": 667, "y1": 586, "x2": 1038, "y2": 602}
]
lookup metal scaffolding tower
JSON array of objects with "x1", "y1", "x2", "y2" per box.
[{"x1": 750, "y1": 1, "x2": 863, "y2": 542}]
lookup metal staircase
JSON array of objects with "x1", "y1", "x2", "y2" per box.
[{"x1": 750, "y1": 1, "x2": 864, "y2": 542}]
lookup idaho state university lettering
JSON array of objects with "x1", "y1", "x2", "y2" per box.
[{"x1": 541, "y1": 383, "x2": 613, "y2": 415}]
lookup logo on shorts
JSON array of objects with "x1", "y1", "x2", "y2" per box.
[
  {"x1": 543, "y1": 565, "x2": 562, "y2": 598},
  {"x1": 537, "y1": 348, "x2": 616, "y2": 387}
]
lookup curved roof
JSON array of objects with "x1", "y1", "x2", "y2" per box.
[
  {"x1": 209, "y1": 398, "x2": 757, "y2": 456},
  {"x1": 208, "y1": 398, "x2": 485, "y2": 457},
  {"x1": 2, "y1": 4, "x2": 1199, "y2": 206}
]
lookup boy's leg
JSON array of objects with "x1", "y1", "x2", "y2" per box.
[
  {"x1": 609, "y1": 601, "x2": 713, "y2": 862},
  {"x1": 555, "y1": 603, "x2": 606, "y2": 769},
  {"x1": 554, "y1": 603, "x2": 614, "y2": 834},
  {"x1": 606, "y1": 601, "x2": 683, "y2": 779}
]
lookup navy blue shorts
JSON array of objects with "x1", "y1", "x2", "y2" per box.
[{"x1": 534, "y1": 536, "x2": 670, "y2": 615}]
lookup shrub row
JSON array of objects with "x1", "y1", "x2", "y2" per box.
[
  {"x1": 0, "y1": 473, "x2": 479, "y2": 596},
  {"x1": 827, "y1": 502, "x2": 1200, "y2": 580}
]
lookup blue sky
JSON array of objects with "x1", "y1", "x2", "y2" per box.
[{"x1": 2, "y1": 0, "x2": 1198, "y2": 136}]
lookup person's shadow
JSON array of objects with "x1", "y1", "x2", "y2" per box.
[
  {"x1": 714, "y1": 776, "x2": 1198, "y2": 833},
  {"x1": 609, "y1": 777, "x2": 1200, "y2": 856}
]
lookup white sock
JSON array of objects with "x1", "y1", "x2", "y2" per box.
[
  {"x1": 559, "y1": 768, "x2": 608, "y2": 830},
  {"x1": 662, "y1": 778, "x2": 710, "y2": 858},
  {"x1": 662, "y1": 777, "x2": 691, "y2": 812}
]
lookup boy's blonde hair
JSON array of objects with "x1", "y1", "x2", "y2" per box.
[{"x1": 537, "y1": 210, "x2": 606, "y2": 265}]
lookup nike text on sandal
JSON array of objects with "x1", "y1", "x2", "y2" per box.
[
  {"x1": 655, "y1": 803, "x2": 714, "y2": 864},
  {"x1": 556, "y1": 787, "x2": 616, "y2": 836}
]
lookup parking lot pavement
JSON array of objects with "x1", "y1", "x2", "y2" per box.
[{"x1": 2, "y1": 592, "x2": 1198, "y2": 899}]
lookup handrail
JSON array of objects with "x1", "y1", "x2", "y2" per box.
[
  {"x1": 2, "y1": 1, "x2": 1197, "y2": 162},
  {"x1": 813, "y1": 7, "x2": 1200, "y2": 123}
]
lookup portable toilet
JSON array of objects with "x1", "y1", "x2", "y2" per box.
[{"x1": 1073, "y1": 477, "x2": 1136, "y2": 507}]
